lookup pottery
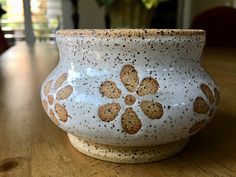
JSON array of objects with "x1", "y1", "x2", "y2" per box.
[{"x1": 41, "y1": 29, "x2": 220, "y2": 163}]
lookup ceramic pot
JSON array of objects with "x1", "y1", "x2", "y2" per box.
[{"x1": 41, "y1": 29, "x2": 220, "y2": 163}]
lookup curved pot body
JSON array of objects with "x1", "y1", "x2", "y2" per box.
[{"x1": 41, "y1": 29, "x2": 220, "y2": 151}]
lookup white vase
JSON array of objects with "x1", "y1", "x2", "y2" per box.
[{"x1": 41, "y1": 29, "x2": 220, "y2": 163}]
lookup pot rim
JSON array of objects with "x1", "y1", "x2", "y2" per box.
[{"x1": 56, "y1": 29, "x2": 205, "y2": 38}]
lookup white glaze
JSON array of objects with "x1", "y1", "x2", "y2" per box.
[{"x1": 41, "y1": 29, "x2": 219, "y2": 147}]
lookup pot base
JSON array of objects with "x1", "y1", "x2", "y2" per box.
[{"x1": 68, "y1": 133, "x2": 189, "y2": 163}]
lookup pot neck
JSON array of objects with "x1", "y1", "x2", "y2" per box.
[{"x1": 57, "y1": 34, "x2": 205, "y2": 65}]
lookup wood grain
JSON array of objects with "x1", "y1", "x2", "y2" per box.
[{"x1": 0, "y1": 43, "x2": 235, "y2": 177}]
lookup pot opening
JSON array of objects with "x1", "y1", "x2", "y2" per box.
[{"x1": 56, "y1": 29, "x2": 205, "y2": 38}]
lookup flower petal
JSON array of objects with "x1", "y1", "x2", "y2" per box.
[
  {"x1": 140, "y1": 101, "x2": 163, "y2": 119},
  {"x1": 48, "y1": 95, "x2": 54, "y2": 105},
  {"x1": 54, "y1": 103, "x2": 68, "y2": 122},
  {"x1": 124, "y1": 95, "x2": 136, "y2": 106},
  {"x1": 42, "y1": 99, "x2": 48, "y2": 112},
  {"x1": 200, "y1": 84, "x2": 214, "y2": 104},
  {"x1": 98, "y1": 103, "x2": 121, "y2": 122},
  {"x1": 54, "y1": 73, "x2": 68, "y2": 89},
  {"x1": 193, "y1": 97, "x2": 210, "y2": 114},
  {"x1": 120, "y1": 64, "x2": 139, "y2": 92},
  {"x1": 100, "y1": 81, "x2": 121, "y2": 99},
  {"x1": 50, "y1": 109, "x2": 59, "y2": 125},
  {"x1": 44, "y1": 80, "x2": 53, "y2": 96},
  {"x1": 189, "y1": 119, "x2": 207, "y2": 134},
  {"x1": 208, "y1": 108, "x2": 215, "y2": 118},
  {"x1": 214, "y1": 87, "x2": 220, "y2": 106},
  {"x1": 56, "y1": 85, "x2": 73, "y2": 100},
  {"x1": 137, "y1": 77, "x2": 159, "y2": 96},
  {"x1": 121, "y1": 108, "x2": 142, "y2": 134}
]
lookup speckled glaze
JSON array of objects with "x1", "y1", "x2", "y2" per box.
[{"x1": 41, "y1": 29, "x2": 220, "y2": 163}]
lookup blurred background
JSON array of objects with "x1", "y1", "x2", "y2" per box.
[
  {"x1": 0, "y1": 1, "x2": 236, "y2": 175},
  {"x1": 0, "y1": 0, "x2": 236, "y2": 54}
]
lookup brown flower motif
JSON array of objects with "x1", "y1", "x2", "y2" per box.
[
  {"x1": 99, "y1": 64, "x2": 164, "y2": 134},
  {"x1": 42, "y1": 73, "x2": 73, "y2": 125},
  {"x1": 190, "y1": 83, "x2": 220, "y2": 134},
  {"x1": 193, "y1": 83, "x2": 220, "y2": 116}
]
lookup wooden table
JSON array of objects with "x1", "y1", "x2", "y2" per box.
[{"x1": 0, "y1": 43, "x2": 236, "y2": 177}]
